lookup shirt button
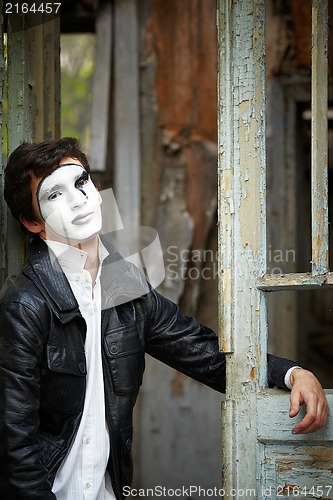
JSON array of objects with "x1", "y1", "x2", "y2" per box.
[
  {"x1": 85, "y1": 437, "x2": 90, "y2": 444},
  {"x1": 86, "y1": 482, "x2": 91, "y2": 489},
  {"x1": 75, "y1": 276, "x2": 80, "y2": 282}
]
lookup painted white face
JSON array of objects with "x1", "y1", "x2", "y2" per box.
[{"x1": 37, "y1": 163, "x2": 102, "y2": 242}]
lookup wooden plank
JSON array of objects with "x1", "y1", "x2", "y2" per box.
[
  {"x1": 113, "y1": 0, "x2": 140, "y2": 230},
  {"x1": 258, "y1": 271, "x2": 333, "y2": 290},
  {"x1": 217, "y1": 0, "x2": 267, "y2": 495},
  {"x1": 257, "y1": 390, "x2": 333, "y2": 443},
  {"x1": 41, "y1": 16, "x2": 60, "y2": 140},
  {"x1": 258, "y1": 390, "x2": 333, "y2": 499},
  {"x1": 0, "y1": 0, "x2": 5, "y2": 285},
  {"x1": 5, "y1": 13, "x2": 60, "y2": 279},
  {"x1": 311, "y1": 0, "x2": 328, "y2": 275},
  {"x1": 90, "y1": 2, "x2": 112, "y2": 171},
  {"x1": 6, "y1": 14, "x2": 32, "y2": 277},
  {"x1": 266, "y1": 80, "x2": 298, "y2": 360}
]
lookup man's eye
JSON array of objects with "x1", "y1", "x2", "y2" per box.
[
  {"x1": 48, "y1": 191, "x2": 62, "y2": 201},
  {"x1": 76, "y1": 177, "x2": 88, "y2": 189}
]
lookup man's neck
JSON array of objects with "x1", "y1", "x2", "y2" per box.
[
  {"x1": 42, "y1": 233, "x2": 101, "y2": 284},
  {"x1": 77, "y1": 237, "x2": 100, "y2": 283}
]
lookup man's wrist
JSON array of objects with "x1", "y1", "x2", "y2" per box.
[{"x1": 285, "y1": 366, "x2": 302, "y2": 389}]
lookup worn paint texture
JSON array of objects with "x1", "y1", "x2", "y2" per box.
[
  {"x1": 0, "y1": 1, "x2": 4, "y2": 284},
  {"x1": 4, "y1": 12, "x2": 60, "y2": 279},
  {"x1": 218, "y1": 0, "x2": 267, "y2": 495},
  {"x1": 258, "y1": 391, "x2": 333, "y2": 499},
  {"x1": 218, "y1": 0, "x2": 332, "y2": 497},
  {"x1": 311, "y1": 0, "x2": 329, "y2": 275}
]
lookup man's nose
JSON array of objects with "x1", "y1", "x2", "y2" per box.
[{"x1": 69, "y1": 188, "x2": 87, "y2": 209}]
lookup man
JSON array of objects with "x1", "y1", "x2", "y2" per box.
[{"x1": 0, "y1": 138, "x2": 328, "y2": 500}]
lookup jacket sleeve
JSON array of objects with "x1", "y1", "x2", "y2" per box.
[
  {"x1": 0, "y1": 298, "x2": 56, "y2": 499},
  {"x1": 143, "y1": 288, "x2": 297, "y2": 392}
]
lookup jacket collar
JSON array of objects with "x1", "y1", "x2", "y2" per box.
[
  {"x1": 24, "y1": 234, "x2": 149, "y2": 320},
  {"x1": 24, "y1": 236, "x2": 79, "y2": 323}
]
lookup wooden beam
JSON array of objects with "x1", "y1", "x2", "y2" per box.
[
  {"x1": 5, "y1": 12, "x2": 60, "y2": 279},
  {"x1": 113, "y1": 0, "x2": 140, "y2": 230},
  {"x1": 0, "y1": 0, "x2": 5, "y2": 285},
  {"x1": 257, "y1": 271, "x2": 333, "y2": 291},
  {"x1": 311, "y1": 0, "x2": 328, "y2": 275},
  {"x1": 6, "y1": 14, "x2": 32, "y2": 277},
  {"x1": 90, "y1": 2, "x2": 112, "y2": 171},
  {"x1": 217, "y1": 0, "x2": 267, "y2": 494}
]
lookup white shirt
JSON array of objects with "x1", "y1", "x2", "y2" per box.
[{"x1": 46, "y1": 240, "x2": 116, "y2": 500}]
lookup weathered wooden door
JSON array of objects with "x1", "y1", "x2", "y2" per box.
[{"x1": 217, "y1": 0, "x2": 333, "y2": 497}]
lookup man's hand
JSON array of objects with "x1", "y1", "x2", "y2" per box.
[{"x1": 289, "y1": 368, "x2": 329, "y2": 434}]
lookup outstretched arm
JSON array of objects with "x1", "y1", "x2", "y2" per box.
[{"x1": 289, "y1": 368, "x2": 329, "y2": 434}]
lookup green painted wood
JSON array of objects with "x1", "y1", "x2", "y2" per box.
[
  {"x1": 0, "y1": 0, "x2": 5, "y2": 286},
  {"x1": 4, "y1": 13, "x2": 60, "y2": 280},
  {"x1": 6, "y1": 14, "x2": 32, "y2": 278}
]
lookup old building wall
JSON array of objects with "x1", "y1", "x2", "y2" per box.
[{"x1": 136, "y1": 0, "x2": 221, "y2": 492}]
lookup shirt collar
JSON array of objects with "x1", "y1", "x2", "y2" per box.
[{"x1": 45, "y1": 238, "x2": 109, "y2": 275}]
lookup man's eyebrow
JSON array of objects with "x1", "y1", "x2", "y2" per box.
[
  {"x1": 38, "y1": 183, "x2": 63, "y2": 197},
  {"x1": 58, "y1": 162, "x2": 83, "y2": 167},
  {"x1": 37, "y1": 165, "x2": 86, "y2": 197}
]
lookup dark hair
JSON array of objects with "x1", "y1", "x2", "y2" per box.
[{"x1": 4, "y1": 137, "x2": 91, "y2": 223}]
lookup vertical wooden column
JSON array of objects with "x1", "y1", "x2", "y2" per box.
[
  {"x1": 29, "y1": 15, "x2": 61, "y2": 142},
  {"x1": 5, "y1": 12, "x2": 60, "y2": 279},
  {"x1": 311, "y1": 0, "x2": 328, "y2": 275},
  {"x1": 6, "y1": 14, "x2": 32, "y2": 277},
  {"x1": 90, "y1": 2, "x2": 112, "y2": 172},
  {"x1": 0, "y1": 0, "x2": 5, "y2": 285},
  {"x1": 217, "y1": 0, "x2": 267, "y2": 494},
  {"x1": 113, "y1": 0, "x2": 140, "y2": 230}
]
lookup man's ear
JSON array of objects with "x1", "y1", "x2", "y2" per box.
[{"x1": 19, "y1": 217, "x2": 44, "y2": 234}]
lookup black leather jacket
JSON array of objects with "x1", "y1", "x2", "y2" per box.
[{"x1": 0, "y1": 235, "x2": 296, "y2": 500}]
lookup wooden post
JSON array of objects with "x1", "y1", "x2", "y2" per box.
[
  {"x1": 311, "y1": 0, "x2": 328, "y2": 275},
  {"x1": 113, "y1": 0, "x2": 140, "y2": 230},
  {"x1": 217, "y1": 0, "x2": 267, "y2": 494},
  {"x1": 6, "y1": 14, "x2": 32, "y2": 277},
  {"x1": 0, "y1": 0, "x2": 5, "y2": 285},
  {"x1": 5, "y1": 12, "x2": 60, "y2": 279},
  {"x1": 90, "y1": 2, "x2": 112, "y2": 171}
]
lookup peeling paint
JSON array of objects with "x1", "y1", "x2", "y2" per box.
[
  {"x1": 305, "y1": 447, "x2": 333, "y2": 463},
  {"x1": 170, "y1": 372, "x2": 185, "y2": 398}
]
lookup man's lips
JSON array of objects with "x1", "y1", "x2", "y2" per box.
[{"x1": 71, "y1": 211, "x2": 95, "y2": 224}]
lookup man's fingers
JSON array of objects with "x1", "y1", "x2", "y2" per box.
[
  {"x1": 291, "y1": 398, "x2": 329, "y2": 434},
  {"x1": 289, "y1": 368, "x2": 329, "y2": 434}
]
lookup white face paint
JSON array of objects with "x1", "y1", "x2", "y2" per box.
[{"x1": 37, "y1": 163, "x2": 102, "y2": 242}]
